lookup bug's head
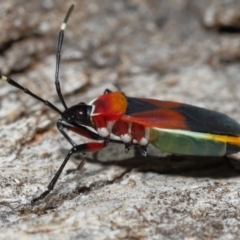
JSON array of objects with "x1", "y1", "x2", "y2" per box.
[{"x1": 62, "y1": 103, "x2": 93, "y2": 126}]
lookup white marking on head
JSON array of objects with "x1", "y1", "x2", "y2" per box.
[
  {"x1": 89, "y1": 104, "x2": 95, "y2": 116},
  {"x1": 88, "y1": 98, "x2": 97, "y2": 105},
  {"x1": 87, "y1": 104, "x2": 94, "y2": 125},
  {"x1": 97, "y1": 127, "x2": 109, "y2": 137},
  {"x1": 121, "y1": 134, "x2": 132, "y2": 143},
  {"x1": 89, "y1": 103, "x2": 101, "y2": 117}
]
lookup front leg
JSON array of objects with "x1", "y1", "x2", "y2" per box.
[
  {"x1": 57, "y1": 119, "x2": 102, "y2": 142},
  {"x1": 31, "y1": 141, "x2": 107, "y2": 204},
  {"x1": 57, "y1": 119, "x2": 104, "y2": 173}
]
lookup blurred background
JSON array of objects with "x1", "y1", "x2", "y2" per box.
[{"x1": 1, "y1": 0, "x2": 240, "y2": 239}]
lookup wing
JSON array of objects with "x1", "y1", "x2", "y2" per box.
[{"x1": 121, "y1": 97, "x2": 240, "y2": 136}]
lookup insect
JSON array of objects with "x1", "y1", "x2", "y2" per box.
[{"x1": 1, "y1": 5, "x2": 240, "y2": 204}]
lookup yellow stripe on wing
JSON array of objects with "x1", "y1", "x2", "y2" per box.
[{"x1": 152, "y1": 128, "x2": 240, "y2": 146}]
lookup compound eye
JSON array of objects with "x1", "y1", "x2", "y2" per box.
[{"x1": 76, "y1": 108, "x2": 87, "y2": 120}]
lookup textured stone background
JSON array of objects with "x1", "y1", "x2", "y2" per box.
[{"x1": 1, "y1": 0, "x2": 240, "y2": 239}]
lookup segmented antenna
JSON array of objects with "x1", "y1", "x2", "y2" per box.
[
  {"x1": 55, "y1": 4, "x2": 75, "y2": 109},
  {"x1": 0, "y1": 5, "x2": 75, "y2": 115},
  {"x1": 0, "y1": 75, "x2": 62, "y2": 115}
]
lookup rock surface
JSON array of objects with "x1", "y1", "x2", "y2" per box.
[{"x1": 1, "y1": 0, "x2": 240, "y2": 239}]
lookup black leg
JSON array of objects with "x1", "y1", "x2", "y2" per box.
[
  {"x1": 57, "y1": 120, "x2": 86, "y2": 174},
  {"x1": 57, "y1": 119, "x2": 105, "y2": 174},
  {"x1": 31, "y1": 141, "x2": 107, "y2": 204}
]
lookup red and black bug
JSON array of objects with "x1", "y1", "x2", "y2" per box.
[{"x1": 2, "y1": 5, "x2": 240, "y2": 204}]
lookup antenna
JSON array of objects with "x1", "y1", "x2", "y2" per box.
[
  {"x1": 0, "y1": 75, "x2": 62, "y2": 115},
  {"x1": 0, "y1": 5, "x2": 75, "y2": 115},
  {"x1": 55, "y1": 4, "x2": 74, "y2": 109}
]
